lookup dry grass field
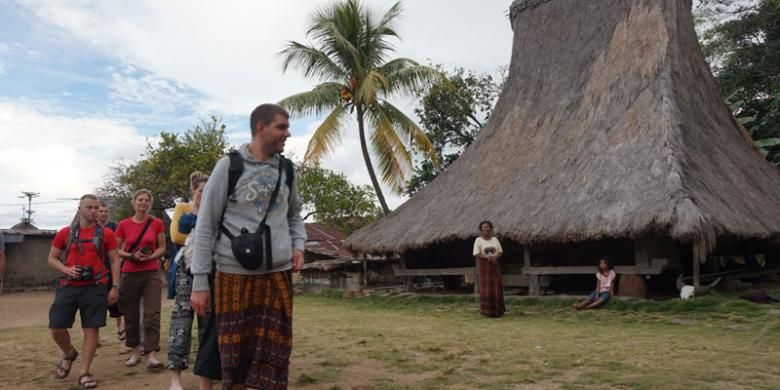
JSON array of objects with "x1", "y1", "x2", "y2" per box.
[{"x1": 1, "y1": 290, "x2": 779, "y2": 389}]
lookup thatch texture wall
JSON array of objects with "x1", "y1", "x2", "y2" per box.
[{"x1": 346, "y1": 0, "x2": 780, "y2": 255}]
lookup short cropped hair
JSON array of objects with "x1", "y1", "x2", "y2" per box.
[
  {"x1": 250, "y1": 104, "x2": 289, "y2": 136},
  {"x1": 80, "y1": 194, "x2": 98, "y2": 204}
]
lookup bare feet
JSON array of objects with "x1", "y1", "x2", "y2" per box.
[
  {"x1": 125, "y1": 353, "x2": 141, "y2": 367},
  {"x1": 169, "y1": 381, "x2": 184, "y2": 390},
  {"x1": 147, "y1": 352, "x2": 164, "y2": 371}
]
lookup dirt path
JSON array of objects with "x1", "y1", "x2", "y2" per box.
[
  {"x1": 0, "y1": 291, "x2": 191, "y2": 389},
  {"x1": 0, "y1": 291, "x2": 54, "y2": 329}
]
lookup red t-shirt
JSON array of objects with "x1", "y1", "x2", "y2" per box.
[
  {"x1": 115, "y1": 216, "x2": 165, "y2": 273},
  {"x1": 52, "y1": 225, "x2": 118, "y2": 286}
]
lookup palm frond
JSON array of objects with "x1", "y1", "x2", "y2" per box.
[
  {"x1": 367, "y1": 108, "x2": 413, "y2": 193},
  {"x1": 381, "y1": 60, "x2": 448, "y2": 97},
  {"x1": 308, "y1": 2, "x2": 364, "y2": 76},
  {"x1": 279, "y1": 41, "x2": 347, "y2": 81},
  {"x1": 377, "y1": 2, "x2": 402, "y2": 32},
  {"x1": 304, "y1": 105, "x2": 348, "y2": 163},
  {"x1": 378, "y1": 101, "x2": 439, "y2": 166},
  {"x1": 355, "y1": 70, "x2": 388, "y2": 105},
  {"x1": 279, "y1": 82, "x2": 344, "y2": 117}
]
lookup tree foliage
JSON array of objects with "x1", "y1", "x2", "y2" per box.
[
  {"x1": 405, "y1": 66, "x2": 504, "y2": 195},
  {"x1": 99, "y1": 116, "x2": 229, "y2": 219},
  {"x1": 279, "y1": 0, "x2": 444, "y2": 214},
  {"x1": 698, "y1": 0, "x2": 780, "y2": 165},
  {"x1": 296, "y1": 164, "x2": 380, "y2": 234}
]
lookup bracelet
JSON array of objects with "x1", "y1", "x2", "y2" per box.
[{"x1": 111, "y1": 285, "x2": 119, "y2": 290}]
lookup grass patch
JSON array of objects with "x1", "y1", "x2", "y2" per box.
[{"x1": 2, "y1": 290, "x2": 780, "y2": 389}]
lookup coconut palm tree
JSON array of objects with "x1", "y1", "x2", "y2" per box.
[{"x1": 279, "y1": 0, "x2": 441, "y2": 215}]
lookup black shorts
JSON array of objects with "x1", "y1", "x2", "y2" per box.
[{"x1": 48, "y1": 284, "x2": 108, "y2": 329}]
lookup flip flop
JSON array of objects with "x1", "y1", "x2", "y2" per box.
[
  {"x1": 54, "y1": 348, "x2": 79, "y2": 379},
  {"x1": 78, "y1": 373, "x2": 97, "y2": 389}
]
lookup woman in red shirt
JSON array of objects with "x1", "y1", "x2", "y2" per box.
[{"x1": 116, "y1": 189, "x2": 166, "y2": 370}]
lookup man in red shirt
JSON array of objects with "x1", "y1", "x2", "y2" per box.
[{"x1": 47, "y1": 194, "x2": 120, "y2": 389}]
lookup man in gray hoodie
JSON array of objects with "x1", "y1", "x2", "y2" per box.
[{"x1": 190, "y1": 103, "x2": 305, "y2": 389}]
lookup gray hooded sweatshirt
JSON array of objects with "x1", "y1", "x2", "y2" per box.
[{"x1": 190, "y1": 144, "x2": 306, "y2": 292}]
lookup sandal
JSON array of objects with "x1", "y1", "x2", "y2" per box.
[
  {"x1": 117, "y1": 329, "x2": 126, "y2": 342},
  {"x1": 54, "y1": 348, "x2": 79, "y2": 379},
  {"x1": 78, "y1": 373, "x2": 97, "y2": 389}
]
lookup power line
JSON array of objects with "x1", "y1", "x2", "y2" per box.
[{"x1": 0, "y1": 199, "x2": 77, "y2": 207}]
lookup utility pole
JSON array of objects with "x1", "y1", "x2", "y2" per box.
[{"x1": 18, "y1": 191, "x2": 40, "y2": 224}]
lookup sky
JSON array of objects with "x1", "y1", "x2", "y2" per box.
[{"x1": 0, "y1": 0, "x2": 514, "y2": 230}]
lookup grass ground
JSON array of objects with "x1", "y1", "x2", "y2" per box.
[{"x1": 1, "y1": 289, "x2": 779, "y2": 389}]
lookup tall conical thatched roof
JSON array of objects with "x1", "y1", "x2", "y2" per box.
[{"x1": 346, "y1": 0, "x2": 780, "y2": 254}]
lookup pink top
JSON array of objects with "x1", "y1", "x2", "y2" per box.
[{"x1": 596, "y1": 270, "x2": 616, "y2": 293}]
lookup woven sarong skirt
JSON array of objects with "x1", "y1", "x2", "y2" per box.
[
  {"x1": 215, "y1": 271, "x2": 293, "y2": 389},
  {"x1": 478, "y1": 259, "x2": 505, "y2": 317}
]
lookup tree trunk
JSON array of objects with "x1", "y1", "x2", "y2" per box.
[{"x1": 356, "y1": 105, "x2": 391, "y2": 215}]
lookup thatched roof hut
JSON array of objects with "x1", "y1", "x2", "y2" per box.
[{"x1": 345, "y1": 0, "x2": 780, "y2": 282}]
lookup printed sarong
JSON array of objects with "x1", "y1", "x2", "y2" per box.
[{"x1": 215, "y1": 271, "x2": 293, "y2": 389}]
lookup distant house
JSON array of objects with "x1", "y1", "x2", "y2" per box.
[
  {"x1": 304, "y1": 223, "x2": 351, "y2": 262},
  {"x1": 301, "y1": 223, "x2": 399, "y2": 289},
  {"x1": 2, "y1": 222, "x2": 59, "y2": 291}
]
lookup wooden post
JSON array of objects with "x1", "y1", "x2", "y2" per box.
[
  {"x1": 523, "y1": 246, "x2": 531, "y2": 268},
  {"x1": 362, "y1": 254, "x2": 368, "y2": 287},
  {"x1": 474, "y1": 260, "x2": 480, "y2": 298},
  {"x1": 400, "y1": 255, "x2": 413, "y2": 292},
  {"x1": 524, "y1": 245, "x2": 540, "y2": 296},
  {"x1": 693, "y1": 240, "x2": 702, "y2": 288}
]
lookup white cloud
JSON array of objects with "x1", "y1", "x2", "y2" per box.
[
  {"x1": 0, "y1": 100, "x2": 147, "y2": 229},
  {"x1": 7, "y1": 0, "x2": 514, "y2": 221},
  {"x1": 109, "y1": 67, "x2": 196, "y2": 112},
  {"x1": 17, "y1": 0, "x2": 512, "y2": 114}
]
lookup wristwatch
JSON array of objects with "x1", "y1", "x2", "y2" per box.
[{"x1": 111, "y1": 285, "x2": 120, "y2": 290}]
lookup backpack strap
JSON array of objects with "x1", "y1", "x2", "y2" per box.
[
  {"x1": 59, "y1": 219, "x2": 80, "y2": 263},
  {"x1": 60, "y1": 223, "x2": 109, "y2": 285},
  {"x1": 218, "y1": 151, "x2": 245, "y2": 240},
  {"x1": 280, "y1": 155, "x2": 294, "y2": 197},
  {"x1": 91, "y1": 226, "x2": 109, "y2": 283},
  {"x1": 219, "y1": 153, "x2": 293, "y2": 239},
  {"x1": 227, "y1": 150, "x2": 244, "y2": 200}
]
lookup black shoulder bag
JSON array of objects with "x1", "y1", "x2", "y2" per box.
[{"x1": 220, "y1": 161, "x2": 283, "y2": 271}]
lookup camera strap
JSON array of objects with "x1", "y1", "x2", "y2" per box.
[
  {"x1": 220, "y1": 160, "x2": 283, "y2": 271},
  {"x1": 127, "y1": 217, "x2": 153, "y2": 255}
]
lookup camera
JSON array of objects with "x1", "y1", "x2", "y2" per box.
[
  {"x1": 139, "y1": 247, "x2": 153, "y2": 256},
  {"x1": 75, "y1": 265, "x2": 94, "y2": 281}
]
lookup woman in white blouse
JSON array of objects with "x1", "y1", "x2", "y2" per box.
[{"x1": 473, "y1": 221, "x2": 505, "y2": 317}]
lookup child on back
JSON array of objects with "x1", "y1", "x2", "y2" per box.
[{"x1": 574, "y1": 257, "x2": 616, "y2": 310}]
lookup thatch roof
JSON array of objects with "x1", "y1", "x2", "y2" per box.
[{"x1": 346, "y1": 0, "x2": 780, "y2": 254}]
